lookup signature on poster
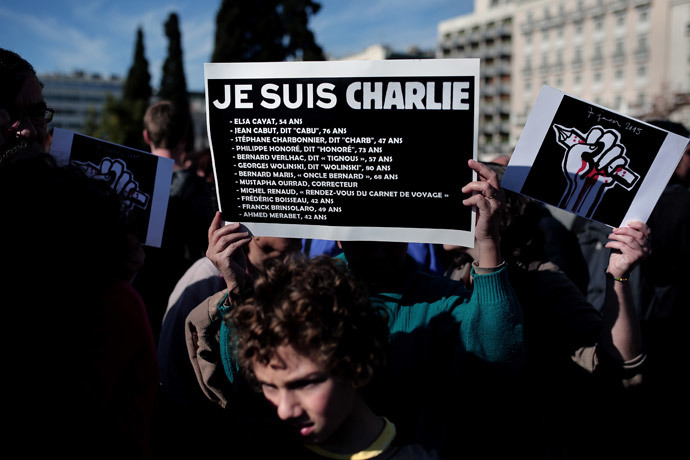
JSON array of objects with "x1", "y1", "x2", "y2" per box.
[
  {"x1": 554, "y1": 124, "x2": 640, "y2": 218},
  {"x1": 72, "y1": 157, "x2": 150, "y2": 212}
]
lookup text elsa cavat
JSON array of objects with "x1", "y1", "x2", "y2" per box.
[{"x1": 212, "y1": 81, "x2": 472, "y2": 111}]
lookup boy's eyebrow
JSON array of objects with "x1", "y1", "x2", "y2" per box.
[
  {"x1": 257, "y1": 372, "x2": 327, "y2": 389},
  {"x1": 284, "y1": 373, "x2": 327, "y2": 389}
]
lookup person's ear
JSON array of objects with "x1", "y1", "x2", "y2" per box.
[{"x1": 143, "y1": 129, "x2": 152, "y2": 146}]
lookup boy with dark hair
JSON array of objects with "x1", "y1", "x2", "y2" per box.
[
  {"x1": 187, "y1": 160, "x2": 523, "y2": 457},
  {"x1": 229, "y1": 254, "x2": 437, "y2": 459}
]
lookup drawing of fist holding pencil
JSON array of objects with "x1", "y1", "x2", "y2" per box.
[{"x1": 553, "y1": 124, "x2": 640, "y2": 218}]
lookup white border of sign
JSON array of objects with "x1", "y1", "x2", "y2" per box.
[
  {"x1": 50, "y1": 127, "x2": 173, "y2": 247},
  {"x1": 503, "y1": 85, "x2": 689, "y2": 227},
  {"x1": 205, "y1": 58, "x2": 479, "y2": 246}
]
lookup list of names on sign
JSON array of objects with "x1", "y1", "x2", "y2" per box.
[
  {"x1": 231, "y1": 116, "x2": 416, "y2": 223},
  {"x1": 205, "y1": 59, "x2": 480, "y2": 245}
]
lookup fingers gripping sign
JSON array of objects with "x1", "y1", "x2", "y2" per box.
[
  {"x1": 605, "y1": 220, "x2": 651, "y2": 280},
  {"x1": 206, "y1": 211, "x2": 253, "y2": 294},
  {"x1": 461, "y1": 159, "x2": 504, "y2": 267},
  {"x1": 554, "y1": 124, "x2": 640, "y2": 218}
]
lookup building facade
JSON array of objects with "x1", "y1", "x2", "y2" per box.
[
  {"x1": 39, "y1": 71, "x2": 123, "y2": 133},
  {"x1": 438, "y1": 0, "x2": 516, "y2": 159},
  {"x1": 512, "y1": 0, "x2": 688, "y2": 145},
  {"x1": 438, "y1": 0, "x2": 689, "y2": 157}
]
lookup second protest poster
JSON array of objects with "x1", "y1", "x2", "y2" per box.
[{"x1": 205, "y1": 59, "x2": 478, "y2": 246}]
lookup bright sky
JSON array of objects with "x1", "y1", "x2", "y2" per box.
[{"x1": 0, "y1": 0, "x2": 472, "y2": 92}]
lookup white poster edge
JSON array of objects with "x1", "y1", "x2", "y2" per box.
[
  {"x1": 501, "y1": 85, "x2": 564, "y2": 191},
  {"x1": 204, "y1": 59, "x2": 480, "y2": 246},
  {"x1": 621, "y1": 132, "x2": 690, "y2": 226},
  {"x1": 502, "y1": 85, "x2": 690, "y2": 228},
  {"x1": 204, "y1": 67, "x2": 225, "y2": 220},
  {"x1": 236, "y1": 222, "x2": 476, "y2": 247},
  {"x1": 49, "y1": 128, "x2": 174, "y2": 248},
  {"x1": 146, "y1": 158, "x2": 174, "y2": 247},
  {"x1": 204, "y1": 58, "x2": 479, "y2": 79},
  {"x1": 49, "y1": 127, "x2": 74, "y2": 167}
]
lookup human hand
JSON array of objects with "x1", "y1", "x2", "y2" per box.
[
  {"x1": 461, "y1": 159, "x2": 504, "y2": 267},
  {"x1": 555, "y1": 125, "x2": 640, "y2": 217},
  {"x1": 206, "y1": 211, "x2": 252, "y2": 294},
  {"x1": 605, "y1": 221, "x2": 651, "y2": 280}
]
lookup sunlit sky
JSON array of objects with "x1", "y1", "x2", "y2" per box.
[{"x1": 0, "y1": 0, "x2": 473, "y2": 92}]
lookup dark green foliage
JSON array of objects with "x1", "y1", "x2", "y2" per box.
[
  {"x1": 212, "y1": 0, "x2": 324, "y2": 62},
  {"x1": 92, "y1": 95, "x2": 149, "y2": 150},
  {"x1": 123, "y1": 28, "x2": 152, "y2": 102},
  {"x1": 159, "y1": 12, "x2": 194, "y2": 150},
  {"x1": 86, "y1": 28, "x2": 152, "y2": 151},
  {"x1": 95, "y1": 27, "x2": 151, "y2": 150}
]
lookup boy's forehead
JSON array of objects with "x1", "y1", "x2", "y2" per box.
[{"x1": 253, "y1": 344, "x2": 325, "y2": 380}]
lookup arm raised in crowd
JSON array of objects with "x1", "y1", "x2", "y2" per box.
[
  {"x1": 600, "y1": 221, "x2": 649, "y2": 363},
  {"x1": 206, "y1": 211, "x2": 252, "y2": 295},
  {"x1": 456, "y1": 159, "x2": 524, "y2": 366},
  {"x1": 461, "y1": 159, "x2": 505, "y2": 268}
]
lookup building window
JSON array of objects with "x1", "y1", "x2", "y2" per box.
[
  {"x1": 637, "y1": 65, "x2": 647, "y2": 77},
  {"x1": 595, "y1": 18, "x2": 603, "y2": 31},
  {"x1": 594, "y1": 43, "x2": 603, "y2": 59},
  {"x1": 574, "y1": 74, "x2": 582, "y2": 85},
  {"x1": 614, "y1": 95, "x2": 622, "y2": 109},
  {"x1": 594, "y1": 72, "x2": 602, "y2": 83},
  {"x1": 616, "y1": 12, "x2": 626, "y2": 27},
  {"x1": 615, "y1": 68, "x2": 624, "y2": 81},
  {"x1": 574, "y1": 22, "x2": 583, "y2": 35},
  {"x1": 615, "y1": 40, "x2": 624, "y2": 55},
  {"x1": 638, "y1": 8, "x2": 649, "y2": 24}
]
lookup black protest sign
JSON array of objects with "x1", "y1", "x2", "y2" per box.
[
  {"x1": 205, "y1": 59, "x2": 479, "y2": 245},
  {"x1": 50, "y1": 128, "x2": 173, "y2": 247},
  {"x1": 502, "y1": 86, "x2": 689, "y2": 227}
]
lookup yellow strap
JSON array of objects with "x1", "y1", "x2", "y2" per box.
[{"x1": 303, "y1": 417, "x2": 396, "y2": 459}]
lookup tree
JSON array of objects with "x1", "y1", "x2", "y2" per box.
[
  {"x1": 81, "y1": 106, "x2": 99, "y2": 137},
  {"x1": 95, "y1": 27, "x2": 152, "y2": 150},
  {"x1": 212, "y1": 0, "x2": 324, "y2": 63},
  {"x1": 159, "y1": 12, "x2": 194, "y2": 151},
  {"x1": 124, "y1": 27, "x2": 153, "y2": 102}
]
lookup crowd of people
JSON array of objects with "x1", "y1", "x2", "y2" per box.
[{"x1": 2, "y1": 46, "x2": 688, "y2": 459}]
